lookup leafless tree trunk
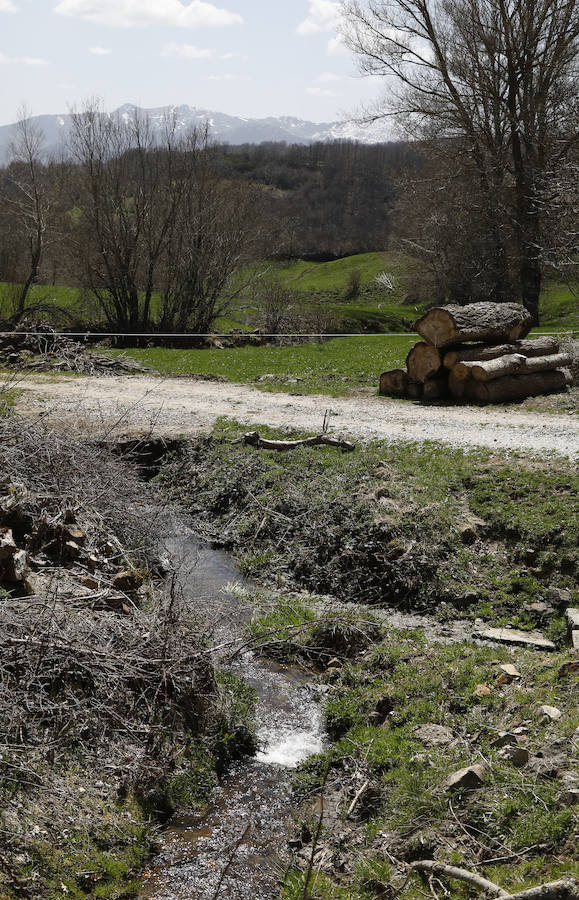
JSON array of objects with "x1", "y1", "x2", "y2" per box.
[
  {"x1": 342, "y1": 0, "x2": 579, "y2": 323},
  {"x1": 4, "y1": 109, "x2": 50, "y2": 322}
]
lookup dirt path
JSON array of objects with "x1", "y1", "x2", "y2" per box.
[{"x1": 16, "y1": 373, "x2": 578, "y2": 457}]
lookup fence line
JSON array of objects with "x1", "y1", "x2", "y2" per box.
[{"x1": 0, "y1": 331, "x2": 575, "y2": 339}]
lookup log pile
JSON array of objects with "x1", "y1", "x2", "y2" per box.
[{"x1": 380, "y1": 302, "x2": 573, "y2": 403}]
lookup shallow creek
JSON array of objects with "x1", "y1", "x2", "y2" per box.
[
  {"x1": 139, "y1": 518, "x2": 471, "y2": 899},
  {"x1": 140, "y1": 524, "x2": 325, "y2": 900}
]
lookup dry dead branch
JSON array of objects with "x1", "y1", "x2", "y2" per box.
[
  {"x1": 411, "y1": 862, "x2": 578, "y2": 899},
  {"x1": 235, "y1": 431, "x2": 356, "y2": 452}
]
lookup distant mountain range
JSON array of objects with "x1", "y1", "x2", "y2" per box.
[{"x1": 0, "y1": 103, "x2": 394, "y2": 162}]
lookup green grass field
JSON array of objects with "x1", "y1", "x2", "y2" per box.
[
  {"x1": 117, "y1": 335, "x2": 418, "y2": 396},
  {"x1": 2, "y1": 250, "x2": 577, "y2": 335}
]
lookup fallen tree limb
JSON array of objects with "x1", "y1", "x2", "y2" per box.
[
  {"x1": 410, "y1": 862, "x2": 578, "y2": 899},
  {"x1": 410, "y1": 861, "x2": 509, "y2": 896},
  {"x1": 236, "y1": 431, "x2": 356, "y2": 452}
]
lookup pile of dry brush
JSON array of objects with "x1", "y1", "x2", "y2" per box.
[
  {"x1": 0, "y1": 415, "x2": 220, "y2": 868},
  {"x1": 0, "y1": 323, "x2": 147, "y2": 375}
]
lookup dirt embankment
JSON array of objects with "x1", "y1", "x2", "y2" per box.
[{"x1": 15, "y1": 372, "x2": 579, "y2": 457}]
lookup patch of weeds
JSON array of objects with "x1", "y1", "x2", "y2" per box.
[
  {"x1": 246, "y1": 592, "x2": 382, "y2": 666},
  {"x1": 214, "y1": 671, "x2": 258, "y2": 770},
  {"x1": 287, "y1": 634, "x2": 579, "y2": 898},
  {"x1": 162, "y1": 424, "x2": 578, "y2": 628}
]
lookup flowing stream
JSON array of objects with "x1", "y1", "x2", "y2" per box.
[{"x1": 140, "y1": 524, "x2": 325, "y2": 900}]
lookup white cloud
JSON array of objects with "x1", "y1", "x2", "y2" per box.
[
  {"x1": 0, "y1": 0, "x2": 17, "y2": 12},
  {"x1": 162, "y1": 42, "x2": 214, "y2": 58},
  {"x1": 205, "y1": 72, "x2": 247, "y2": 81},
  {"x1": 297, "y1": 0, "x2": 339, "y2": 35},
  {"x1": 306, "y1": 86, "x2": 334, "y2": 97},
  {"x1": 54, "y1": 0, "x2": 243, "y2": 29},
  {"x1": 89, "y1": 45, "x2": 112, "y2": 55},
  {"x1": 315, "y1": 71, "x2": 341, "y2": 82},
  {"x1": 0, "y1": 51, "x2": 47, "y2": 65},
  {"x1": 327, "y1": 34, "x2": 348, "y2": 56}
]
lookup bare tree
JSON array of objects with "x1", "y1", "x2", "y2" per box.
[
  {"x1": 159, "y1": 134, "x2": 265, "y2": 333},
  {"x1": 2, "y1": 109, "x2": 50, "y2": 322},
  {"x1": 68, "y1": 102, "x2": 185, "y2": 331},
  {"x1": 342, "y1": 0, "x2": 579, "y2": 322}
]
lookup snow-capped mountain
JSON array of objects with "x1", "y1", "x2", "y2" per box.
[{"x1": 0, "y1": 103, "x2": 394, "y2": 161}]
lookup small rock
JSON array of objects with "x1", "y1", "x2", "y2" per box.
[
  {"x1": 414, "y1": 724, "x2": 455, "y2": 747},
  {"x1": 491, "y1": 731, "x2": 519, "y2": 749},
  {"x1": 473, "y1": 627, "x2": 556, "y2": 651},
  {"x1": 557, "y1": 789, "x2": 579, "y2": 808},
  {"x1": 558, "y1": 660, "x2": 579, "y2": 678},
  {"x1": 112, "y1": 570, "x2": 143, "y2": 592},
  {"x1": 537, "y1": 704, "x2": 562, "y2": 722},
  {"x1": 64, "y1": 540, "x2": 81, "y2": 561},
  {"x1": 524, "y1": 602, "x2": 554, "y2": 618},
  {"x1": 473, "y1": 683, "x2": 492, "y2": 697},
  {"x1": 4, "y1": 549, "x2": 29, "y2": 582},
  {"x1": 548, "y1": 587, "x2": 571, "y2": 607},
  {"x1": 0, "y1": 527, "x2": 17, "y2": 560},
  {"x1": 499, "y1": 746, "x2": 529, "y2": 768},
  {"x1": 86, "y1": 554, "x2": 100, "y2": 571},
  {"x1": 80, "y1": 575, "x2": 99, "y2": 589},
  {"x1": 459, "y1": 524, "x2": 477, "y2": 545},
  {"x1": 524, "y1": 548, "x2": 538, "y2": 564},
  {"x1": 566, "y1": 607, "x2": 579, "y2": 631},
  {"x1": 572, "y1": 631, "x2": 579, "y2": 651},
  {"x1": 500, "y1": 664, "x2": 521, "y2": 678},
  {"x1": 438, "y1": 764, "x2": 486, "y2": 793}
]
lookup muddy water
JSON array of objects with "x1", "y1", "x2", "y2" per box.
[{"x1": 140, "y1": 527, "x2": 324, "y2": 900}]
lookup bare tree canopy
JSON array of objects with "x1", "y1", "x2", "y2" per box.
[{"x1": 342, "y1": 0, "x2": 579, "y2": 321}]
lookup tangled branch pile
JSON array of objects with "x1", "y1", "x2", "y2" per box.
[
  {"x1": 0, "y1": 416, "x2": 226, "y2": 897},
  {"x1": 0, "y1": 323, "x2": 146, "y2": 375}
]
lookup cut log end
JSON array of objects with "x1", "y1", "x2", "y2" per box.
[
  {"x1": 379, "y1": 369, "x2": 409, "y2": 397},
  {"x1": 416, "y1": 302, "x2": 533, "y2": 348},
  {"x1": 406, "y1": 342, "x2": 442, "y2": 383}
]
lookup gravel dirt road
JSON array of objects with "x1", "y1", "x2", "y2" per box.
[{"x1": 15, "y1": 373, "x2": 578, "y2": 457}]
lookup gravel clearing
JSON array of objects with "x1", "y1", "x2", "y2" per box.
[{"x1": 16, "y1": 373, "x2": 579, "y2": 458}]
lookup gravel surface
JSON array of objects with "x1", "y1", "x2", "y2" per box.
[{"x1": 16, "y1": 373, "x2": 579, "y2": 457}]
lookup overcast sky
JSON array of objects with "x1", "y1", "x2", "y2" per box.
[{"x1": 0, "y1": 0, "x2": 385, "y2": 126}]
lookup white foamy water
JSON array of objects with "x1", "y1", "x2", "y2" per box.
[{"x1": 257, "y1": 710, "x2": 325, "y2": 768}]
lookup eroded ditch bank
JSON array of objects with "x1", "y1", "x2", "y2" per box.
[
  {"x1": 1, "y1": 421, "x2": 577, "y2": 899},
  {"x1": 145, "y1": 424, "x2": 578, "y2": 898}
]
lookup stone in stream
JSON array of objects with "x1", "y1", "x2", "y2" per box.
[{"x1": 473, "y1": 626, "x2": 556, "y2": 651}]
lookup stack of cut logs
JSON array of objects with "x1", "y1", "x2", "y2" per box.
[{"x1": 380, "y1": 302, "x2": 572, "y2": 403}]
